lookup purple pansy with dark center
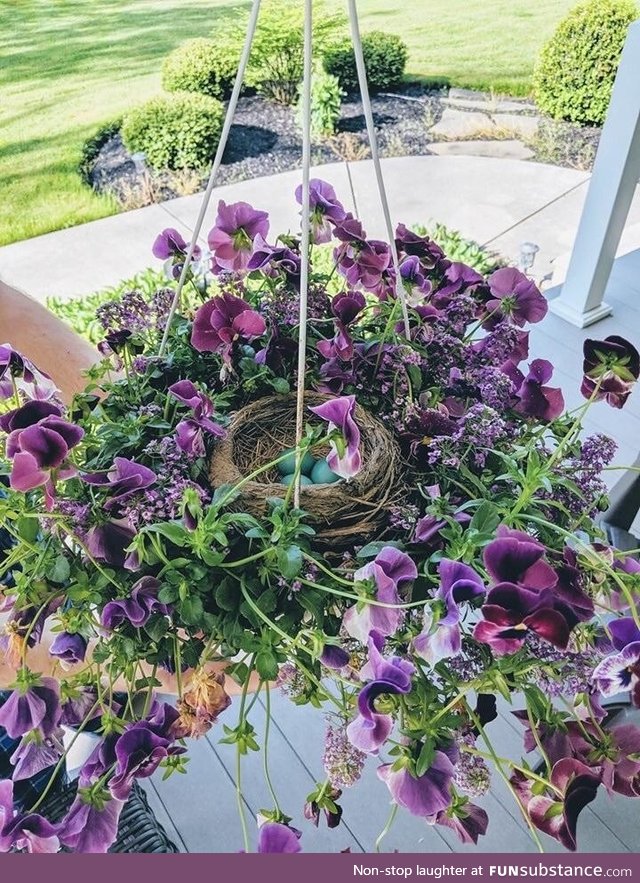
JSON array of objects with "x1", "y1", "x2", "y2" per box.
[
  {"x1": 474, "y1": 583, "x2": 572, "y2": 655},
  {"x1": 49, "y1": 632, "x2": 87, "y2": 666},
  {"x1": 58, "y1": 787, "x2": 124, "y2": 853},
  {"x1": 309, "y1": 394, "x2": 361, "y2": 480},
  {"x1": 592, "y1": 618, "x2": 640, "y2": 707},
  {"x1": 86, "y1": 517, "x2": 136, "y2": 568},
  {"x1": 191, "y1": 293, "x2": 266, "y2": 359},
  {"x1": 169, "y1": 379, "x2": 225, "y2": 457},
  {"x1": 109, "y1": 720, "x2": 182, "y2": 800},
  {"x1": 429, "y1": 802, "x2": 488, "y2": 845},
  {"x1": 0, "y1": 677, "x2": 61, "y2": 739},
  {"x1": 434, "y1": 262, "x2": 484, "y2": 303},
  {"x1": 82, "y1": 457, "x2": 156, "y2": 511},
  {"x1": 207, "y1": 200, "x2": 269, "y2": 273},
  {"x1": 504, "y1": 359, "x2": 565, "y2": 422},
  {"x1": 152, "y1": 227, "x2": 201, "y2": 262},
  {"x1": 581, "y1": 336, "x2": 640, "y2": 409},
  {"x1": 413, "y1": 559, "x2": 485, "y2": 665},
  {"x1": 377, "y1": 745, "x2": 457, "y2": 819},
  {"x1": 246, "y1": 235, "x2": 302, "y2": 287},
  {"x1": 528, "y1": 758, "x2": 601, "y2": 852},
  {"x1": 346, "y1": 630, "x2": 415, "y2": 754},
  {"x1": 483, "y1": 526, "x2": 558, "y2": 590},
  {"x1": 0, "y1": 779, "x2": 60, "y2": 853},
  {"x1": 395, "y1": 223, "x2": 448, "y2": 272},
  {"x1": 343, "y1": 546, "x2": 417, "y2": 643},
  {"x1": 257, "y1": 821, "x2": 302, "y2": 853},
  {"x1": 295, "y1": 178, "x2": 347, "y2": 244},
  {"x1": 483, "y1": 267, "x2": 548, "y2": 328},
  {"x1": 101, "y1": 576, "x2": 170, "y2": 632}
]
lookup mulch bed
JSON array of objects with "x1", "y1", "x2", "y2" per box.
[{"x1": 87, "y1": 84, "x2": 601, "y2": 205}]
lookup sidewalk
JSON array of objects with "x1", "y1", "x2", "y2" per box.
[{"x1": 4, "y1": 155, "x2": 633, "y2": 304}]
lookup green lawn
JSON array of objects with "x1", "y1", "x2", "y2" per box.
[{"x1": 0, "y1": 0, "x2": 574, "y2": 248}]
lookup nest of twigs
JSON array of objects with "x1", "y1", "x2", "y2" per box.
[{"x1": 210, "y1": 393, "x2": 401, "y2": 548}]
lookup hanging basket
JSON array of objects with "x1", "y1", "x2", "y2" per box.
[{"x1": 209, "y1": 392, "x2": 401, "y2": 547}]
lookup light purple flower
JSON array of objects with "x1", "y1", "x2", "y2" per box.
[
  {"x1": 309, "y1": 394, "x2": 361, "y2": 480},
  {"x1": 295, "y1": 178, "x2": 347, "y2": 244},
  {"x1": 58, "y1": 788, "x2": 124, "y2": 853},
  {"x1": 169, "y1": 379, "x2": 225, "y2": 456},
  {"x1": 0, "y1": 779, "x2": 60, "y2": 853},
  {"x1": 0, "y1": 678, "x2": 61, "y2": 739},
  {"x1": 152, "y1": 227, "x2": 201, "y2": 261},
  {"x1": 257, "y1": 821, "x2": 302, "y2": 853},
  {"x1": 10, "y1": 729, "x2": 63, "y2": 781},
  {"x1": 413, "y1": 559, "x2": 484, "y2": 666},
  {"x1": 191, "y1": 293, "x2": 266, "y2": 358},
  {"x1": 592, "y1": 641, "x2": 640, "y2": 705},
  {"x1": 343, "y1": 547, "x2": 417, "y2": 643},
  {"x1": 246, "y1": 235, "x2": 301, "y2": 286},
  {"x1": 377, "y1": 749, "x2": 456, "y2": 818},
  {"x1": 207, "y1": 200, "x2": 269, "y2": 272},
  {"x1": 483, "y1": 267, "x2": 548, "y2": 328},
  {"x1": 0, "y1": 344, "x2": 58, "y2": 403}
]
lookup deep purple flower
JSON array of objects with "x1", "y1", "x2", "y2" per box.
[
  {"x1": 10, "y1": 729, "x2": 63, "y2": 781},
  {"x1": 257, "y1": 821, "x2": 302, "y2": 853},
  {"x1": 320, "y1": 644, "x2": 350, "y2": 670},
  {"x1": 568, "y1": 722, "x2": 640, "y2": 797},
  {"x1": 528, "y1": 758, "x2": 601, "y2": 852},
  {"x1": 82, "y1": 457, "x2": 156, "y2": 511},
  {"x1": 317, "y1": 291, "x2": 366, "y2": 362},
  {"x1": 58, "y1": 788, "x2": 124, "y2": 853},
  {"x1": 101, "y1": 576, "x2": 169, "y2": 631},
  {"x1": 207, "y1": 200, "x2": 269, "y2": 272},
  {"x1": 343, "y1": 546, "x2": 417, "y2": 643},
  {"x1": 483, "y1": 526, "x2": 557, "y2": 591},
  {"x1": 347, "y1": 630, "x2": 414, "y2": 754},
  {"x1": 85, "y1": 517, "x2": 136, "y2": 568},
  {"x1": 49, "y1": 632, "x2": 87, "y2": 666},
  {"x1": 169, "y1": 379, "x2": 225, "y2": 456},
  {"x1": 309, "y1": 394, "x2": 361, "y2": 480},
  {"x1": 295, "y1": 178, "x2": 346, "y2": 244},
  {"x1": 246, "y1": 235, "x2": 301, "y2": 286},
  {"x1": 581, "y1": 336, "x2": 640, "y2": 409},
  {"x1": 474, "y1": 584, "x2": 571, "y2": 655},
  {"x1": 395, "y1": 223, "x2": 448, "y2": 272},
  {"x1": 483, "y1": 267, "x2": 548, "y2": 328},
  {"x1": 435, "y1": 262, "x2": 484, "y2": 302},
  {"x1": 429, "y1": 802, "x2": 488, "y2": 845},
  {"x1": 152, "y1": 227, "x2": 201, "y2": 261},
  {"x1": 413, "y1": 559, "x2": 485, "y2": 665},
  {"x1": 0, "y1": 677, "x2": 61, "y2": 739},
  {"x1": 109, "y1": 722, "x2": 178, "y2": 800},
  {"x1": 191, "y1": 293, "x2": 266, "y2": 358},
  {"x1": 378, "y1": 749, "x2": 456, "y2": 818},
  {"x1": 504, "y1": 359, "x2": 565, "y2": 421},
  {"x1": 0, "y1": 779, "x2": 60, "y2": 853}
]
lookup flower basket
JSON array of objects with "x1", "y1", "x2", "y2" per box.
[{"x1": 209, "y1": 392, "x2": 401, "y2": 548}]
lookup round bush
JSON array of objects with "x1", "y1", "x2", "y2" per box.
[
  {"x1": 162, "y1": 37, "x2": 239, "y2": 100},
  {"x1": 121, "y1": 92, "x2": 224, "y2": 171},
  {"x1": 533, "y1": 0, "x2": 637, "y2": 126},
  {"x1": 323, "y1": 31, "x2": 408, "y2": 93}
]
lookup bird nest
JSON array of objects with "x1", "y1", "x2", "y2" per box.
[{"x1": 209, "y1": 393, "x2": 401, "y2": 548}]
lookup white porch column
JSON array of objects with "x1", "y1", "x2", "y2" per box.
[{"x1": 549, "y1": 20, "x2": 640, "y2": 328}]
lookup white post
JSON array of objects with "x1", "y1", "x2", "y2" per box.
[{"x1": 549, "y1": 20, "x2": 640, "y2": 328}]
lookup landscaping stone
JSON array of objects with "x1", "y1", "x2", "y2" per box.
[
  {"x1": 428, "y1": 108, "x2": 496, "y2": 139},
  {"x1": 491, "y1": 112, "x2": 540, "y2": 139},
  {"x1": 428, "y1": 140, "x2": 534, "y2": 160}
]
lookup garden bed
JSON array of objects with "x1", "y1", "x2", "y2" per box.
[{"x1": 87, "y1": 85, "x2": 601, "y2": 207}]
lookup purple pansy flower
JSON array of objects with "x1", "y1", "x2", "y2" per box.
[
  {"x1": 320, "y1": 644, "x2": 351, "y2": 670},
  {"x1": 581, "y1": 336, "x2": 640, "y2": 409},
  {"x1": 483, "y1": 267, "x2": 548, "y2": 328},
  {"x1": 207, "y1": 200, "x2": 269, "y2": 273},
  {"x1": 152, "y1": 227, "x2": 201, "y2": 261},
  {"x1": 169, "y1": 380, "x2": 225, "y2": 456},
  {"x1": 346, "y1": 630, "x2": 415, "y2": 754},
  {"x1": 504, "y1": 358, "x2": 565, "y2": 422},
  {"x1": 101, "y1": 576, "x2": 170, "y2": 631},
  {"x1": 592, "y1": 621, "x2": 640, "y2": 706},
  {"x1": 49, "y1": 632, "x2": 87, "y2": 666},
  {"x1": 435, "y1": 262, "x2": 484, "y2": 303},
  {"x1": 378, "y1": 748, "x2": 456, "y2": 818},
  {"x1": 10, "y1": 728, "x2": 63, "y2": 781},
  {"x1": 86, "y1": 517, "x2": 136, "y2": 568},
  {"x1": 483, "y1": 526, "x2": 558, "y2": 591},
  {"x1": 246, "y1": 235, "x2": 301, "y2": 286},
  {"x1": 0, "y1": 779, "x2": 60, "y2": 853},
  {"x1": 58, "y1": 788, "x2": 124, "y2": 853},
  {"x1": 317, "y1": 291, "x2": 366, "y2": 362},
  {"x1": 191, "y1": 293, "x2": 266, "y2": 359},
  {"x1": 0, "y1": 677, "x2": 61, "y2": 739},
  {"x1": 568, "y1": 722, "x2": 640, "y2": 797},
  {"x1": 429, "y1": 802, "x2": 488, "y2": 845},
  {"x1": 413, "y1": 559, "x2": 485, "y2": 666},
  {"x1": 257, "y1": 821, "x2": 302, "y2": 853},
  {"x1": 309, "y1": 394, "x2": 361, "y2": 480},
  {"x1": 0, "y1": 344, "x2": 58, "y2": 402},
  {"x1": 109, "y1": 721, "x2": 181, "y2": 800},
  {"x1": 82, "y1": 457, "x2": 156, "y2": 511},
  {"x1": 295, "y1": 178, "x2": 347, "y2": 244},
  {"x1": 528, "y1": 758, "x2": 601, "y2": 852},
  {"x1": 474, "y1": 584, "x2": 571, "y2": 655},
  {"x1": 343, "y1": 547, "x2": 417, "y2": 643}
]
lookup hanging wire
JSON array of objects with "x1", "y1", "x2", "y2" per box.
[
  {"x1": 346, "y1": 0, "x2": 411, "y2": 340},
  {"x1": 293, "y1": 0, "x2": 314, "y2": 509},
  {"x1": 158, "y1": 0, "x2": 262, "y2": 357}
]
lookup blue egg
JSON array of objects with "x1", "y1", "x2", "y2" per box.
[
  {"x1": 278, "y1": 448, "x2": 316, "y2": 476},
  {"x1": 280, "y1": 473, "x2": 313, "y2": 487},
  {"x1": 311, "y1": 459, "x2": 341, "y2": 485}
]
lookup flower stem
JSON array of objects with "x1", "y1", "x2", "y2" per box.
[{"x1": 375, "y1": 802, "x2": 398, "y2": 853}]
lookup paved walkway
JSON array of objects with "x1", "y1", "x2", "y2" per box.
[{"x1": 3, "y1": 155, "x2": 640, "y2": 303}]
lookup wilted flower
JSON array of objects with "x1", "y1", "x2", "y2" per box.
[
  {"x1": 207, "y1": 200, "x2": 269, "y2": 272},
  {"x1": 428, "y1": 800, "x2": 488, "y2": 845}
]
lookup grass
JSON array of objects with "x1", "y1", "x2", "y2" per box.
[{"x1": 0, "y1": 0, "x2": 574, "y2": 248}]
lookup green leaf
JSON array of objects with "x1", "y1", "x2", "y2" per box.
[
  {"x1": 415, "y1": 739, "x2": 436, "y2": 777},
  {"x1": 49, "y1": 555, "x2": 71, "y2": 584},
  {"x1": 469, "y1": 501, "x2": 500, "y2": 536},
  {"x1": 17, "y1": 517, "x2": 39, "y2": 544},
  {"x1": 256, "y1": 649, "x2": 279, "y2": 680},
  {"x1": 146, "y1": 522, "x2": 187, "y2": 547},
  {"x1": 356, "y1": 540, "x2": 404, "y2": 559},
  {"x1": 144, "y1": 615, "x2": 169, "y2": 643},
  {"x1": 180, "y1": 595, "x2": 204, "y2": 625},
  {"x1": 215, "y1": 579, "x2": 239, "y2": 612},
  {"x1": 158, "y1": 585, "x2": 178, "y2": 604},
  {"x1": 277, "y1": 544, "x2": 303, "y2": 579}
]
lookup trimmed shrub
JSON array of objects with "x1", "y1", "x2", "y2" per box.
[
  {"x1": 298, "y1": 69, "x2": 344, "y2": 138},
  {"x1": 162, "y1": 37, "x2": 239, "y2": 100},
  {"x1": 323, "y1": 31, "x2": 408, "y2": 93},
  {"x1": 533, "y1": 0, "x2": 637, "y2": 126},
  {"x1": 121, "y1": 92, "x2": 224, "y2": 171}
]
